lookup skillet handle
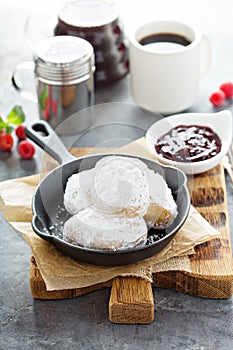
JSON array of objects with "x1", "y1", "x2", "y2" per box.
[{"x1": 25, "y1": 120, "x2": 75, "y2": 164}]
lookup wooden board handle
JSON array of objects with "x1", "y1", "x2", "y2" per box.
[{"x1": 109, "y1": 276, "x2": 154, "y2": 324}]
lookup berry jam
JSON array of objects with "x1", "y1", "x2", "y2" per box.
[{"x1": 155, "y1": 124, "x2": 222, "y2": 162}]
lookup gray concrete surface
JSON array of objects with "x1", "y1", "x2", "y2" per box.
[{"x1": 1, "y1": 1, "x2": 233, "y2": 349}]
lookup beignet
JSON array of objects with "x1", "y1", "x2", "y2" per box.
[
  {"x1": 63, "y1": 208, "x2": 147, "y2": 250},
  {"x1": 144, "y1": 170, "x2": 177, "y2": 228},
  {"x1": 90, "y1": 156, "x2": 150, "y2": 217},
  {"x1": 64, "y1": 169, "x2": 94, "y2": 215}
]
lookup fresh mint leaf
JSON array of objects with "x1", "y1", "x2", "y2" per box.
[
  {"x1": 0, "y1": 118, "x2": 8, "y2": 131},
  {"x1": 5, "y1": 125, "x2": 13, "y2": 134},
  {"x1": 39, "y1": 89, "x2": 48, "y2": 110},
  {"x1": 7, "y1": 105, "x2": 25, "y2": 125}
]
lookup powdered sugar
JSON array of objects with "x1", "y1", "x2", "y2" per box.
[
  {"x1": 64, "y1": 169, "x2": 94, "y2": 214},
  {"x1": 90, "y1": 156, "x2": 150, "y2": 217},
  {"x1": 63, "y1": 208, "x2": 147, "y2": 250},
  {"x1": 63, "y1": 155, "x2": 178, "y2": 250},
  {"x1": 147, "y1": 169, "x2": 177, "y2": 217}
]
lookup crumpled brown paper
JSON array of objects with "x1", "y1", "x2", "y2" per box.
[
  {"x1": 0, "y1": 140, "x2": 221, "y2": 291},
  {"x1": 8, "y1": 204, "x2": 219, "y2": 291}
]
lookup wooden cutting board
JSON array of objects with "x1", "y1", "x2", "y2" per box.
[{"x1": 29, "y1": 147, "x2": 233, "y2": 324}]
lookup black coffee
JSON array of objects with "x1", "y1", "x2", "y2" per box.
[{"x1": 139, "y1": 33, "x2": 191, "y2": 52}]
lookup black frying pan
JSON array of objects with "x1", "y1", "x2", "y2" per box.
[{"x1": 25, "y1": 120, "x2": 190, "y2": 266}]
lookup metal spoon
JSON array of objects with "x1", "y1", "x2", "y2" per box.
[{"x1": 222, "y1": 155, "x2": 233, "y2": 183}]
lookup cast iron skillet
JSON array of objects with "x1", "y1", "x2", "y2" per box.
[{"x1": 26, "y1": 120, "x2": 190, "y2": 266}]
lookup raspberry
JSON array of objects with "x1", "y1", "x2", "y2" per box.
[
  {"x1": 43, "y1": 108, "x2": 50, "y2": 120},
  {"x1": 209, "y1": 90, "x2": 226, "y2": 107},
  {"x1": 52, "y1": 99, "x2": 58, "y2": 115},
  {"x1": 219, "y1": 81, "x2": 233, "y2": 98},
  {"x1": 18, "y1": 140, "x2": 35, "y2": 159},
  {"x1": 15, "y1": 125, "x2": 26, "y2": 140},
  {"x1": 45, "y1": 96, "x2": 51, "y2": 110},
  {"x1": 0, "y1": 132, "x2": 14, "y2": 151}
]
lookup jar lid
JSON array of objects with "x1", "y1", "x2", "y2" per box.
[
  {"x1": 58, "y1": 0, "x2": 119, "y2": 28},
  {"x1": 34, "y1": 36, "x2": 95, "y2": 84}
]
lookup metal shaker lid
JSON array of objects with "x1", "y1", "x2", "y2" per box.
[{"x1": 34, "y1": 36, "x2": 95, "y2": 85}]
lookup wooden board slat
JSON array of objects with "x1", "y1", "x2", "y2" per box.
[
  {"x1": 109, "y1": 277, "x2": 154, "y2": 324},
  {"x1": 187, "y1": 164, "x2": 233, "y2": 279}
]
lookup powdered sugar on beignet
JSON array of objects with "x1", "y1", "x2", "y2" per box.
[
  {"x1": 64, "y1": 169, "x2": 94, "y2": 215},
  {"x1": 90, "y1": 156, "x2": 150, "y2": 217},
  {"x1": 63, "y1": 208, "x2": 147, "y2": 250},
  {"x1": 63, "y1": 156, "x2": 178, "y2": 251},
  {"x1": 144, "y1": 169, "x2": 177, "y2": 228}
]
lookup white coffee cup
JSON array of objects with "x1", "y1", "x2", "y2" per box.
[{"x1": 128, "y1": 20, "x2": 210, "y2": 115}]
